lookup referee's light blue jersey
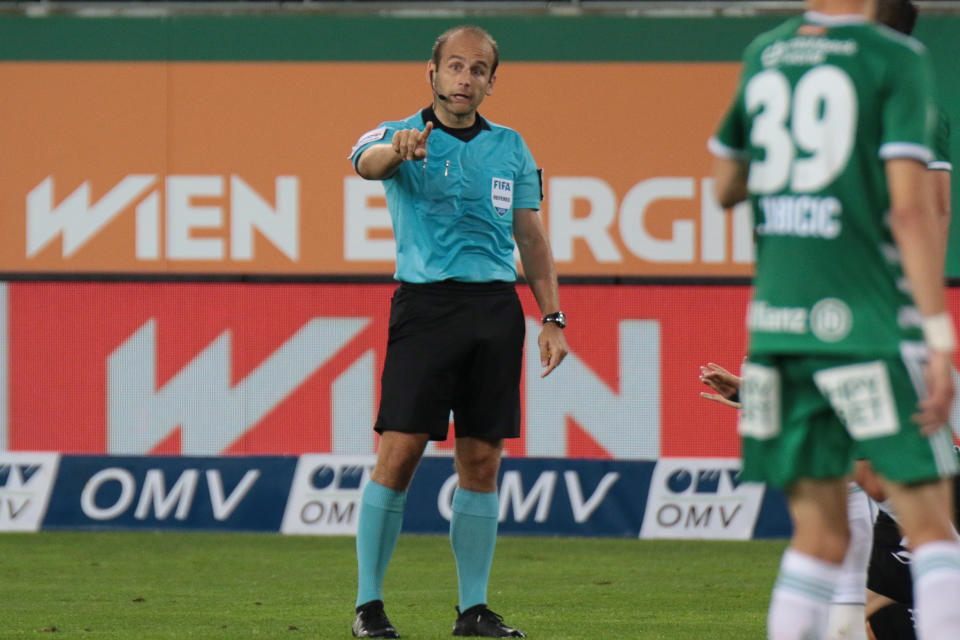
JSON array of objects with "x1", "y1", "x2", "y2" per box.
[{"x1": 349, "y1": 107, "x2": 542, "y2": 283}]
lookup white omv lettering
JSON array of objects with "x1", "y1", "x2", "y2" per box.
[
  {"x1": 640, "y1": 458, "x2": 766, "y2": 540},
  {"x1": 79, "y1": 468, "x2": 260, "y2": 522},
  {"x1": 757, "y1": 195, "x2": 842, "y2": 239},
  {"x1": 748, "y1": 301, "x2": 808, "y2": 334},
  {"x1": 436, "y1": 470, "x2": 619, "y2": 525},
  {"x1": 499, "y1": 471, "x2": 557, "y2": 523},
  {"x1": 280, "y1": 455, "x2": 374, "y2": 535}
]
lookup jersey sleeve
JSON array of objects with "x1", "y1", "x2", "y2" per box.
[
  {"x1": 348, "y1": 123, "x2": 395, "y2": 172},
  {"x1": 709, "y1": 90, "x2": 750, "y2": 160},
  {"x1": 878, "y1": 46, "x2": 936, "y2": 165},
  {"x1": 929, "y1": 105, "x2": 952, "y2": 171},
  {"x1": 708, "y1": 52, "x2": 753, "y2": 161},
  {"x1": 513, "y1": 135, "x2": 542, "y2": 210}
]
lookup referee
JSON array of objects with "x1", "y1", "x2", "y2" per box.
[{"x1": 347, "y1": 25, "x2": 568, "y2": 639}]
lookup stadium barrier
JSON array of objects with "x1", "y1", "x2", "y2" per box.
[{"x1": 0, "y1": 452, "x2": 791, "y2": 539}]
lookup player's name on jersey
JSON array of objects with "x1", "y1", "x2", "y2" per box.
[{"x1": 756, "y1": 195, "x2": 842, "y2": 239}]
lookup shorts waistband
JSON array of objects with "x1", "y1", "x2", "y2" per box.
[{"x1": 398, "y1": 280, "x2": 517, "y2": 296}]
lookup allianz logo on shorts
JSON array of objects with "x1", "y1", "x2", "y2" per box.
[
  {"x1": 491, "y1": 178, "x2": 513, "y2": 217},
  {"x1": 748, "y1": 298, "x2": 852, "y2": 342}
]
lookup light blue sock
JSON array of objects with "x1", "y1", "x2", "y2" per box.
[
  {"x1": 450, "y1": 488, "x2": 499, "y2": 611},
  {"x1": 355, "y1": 480, "x2": 406, "y2": 608}
]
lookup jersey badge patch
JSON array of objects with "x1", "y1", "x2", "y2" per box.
[
  {"x1": 349, "y1": 127, "x2": 387, "y2": 159},
  {"x1": 491, "y1": 178, "x2": 513, "y2": 217}
]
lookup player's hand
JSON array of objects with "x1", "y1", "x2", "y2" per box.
[
  {"x1": 914, "y1": 349, "x2": 954, "y2": 435},
  {"x1": 539, "y1": 323, "x2": 568, "y2": 378},
  {"x1": 699, "y1": 362, "x2": 742, "y2": 408},
  {"x1": 392, "y1": 121, "x2": 433, "y2": 161}
]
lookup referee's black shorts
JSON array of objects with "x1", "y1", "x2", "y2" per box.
[{"x1": 374, "y1": 280, "x2": 525, "y2": 441}]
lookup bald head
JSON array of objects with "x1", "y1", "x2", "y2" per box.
[{"x1": 431, "y1": 25, "x2": 499, "y2": 79}]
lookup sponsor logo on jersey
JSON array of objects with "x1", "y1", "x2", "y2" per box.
[
  {"x1": 761, "y1": 37, "x2": 858, "y2": 68},
  {"x1": 810, "y1": 297, "x2": 853, "y2": 343},
  {"x1": 491, "y1": 178, "x2": 513, "y2": 216},
  {"x1": 748, "y1": 301, "x2": 808, "y2": 335}
]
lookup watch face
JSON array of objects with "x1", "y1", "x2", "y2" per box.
[{"x1": 544, "y1": 312, "x2": 566, "y2": 329}]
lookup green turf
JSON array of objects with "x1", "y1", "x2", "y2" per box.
[{"x1": 0, "y1": 532, "x2": 787, "y2": 638}]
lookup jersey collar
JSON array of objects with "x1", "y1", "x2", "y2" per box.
[
  {"x1": 804, "y1": 11, "x2": 868, "y2": 26},
  {"x1": 421, "y1": 106, "x2": 490, "y2": 143}
]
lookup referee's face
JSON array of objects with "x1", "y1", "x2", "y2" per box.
[{"x1": 430, "y1": 31, "x2": 496, "y2": 123}]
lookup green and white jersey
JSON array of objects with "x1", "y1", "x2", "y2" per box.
[
  {"x1": 931, "y1": 105, "x2": 952, "y2": 172},
  {"x1": 709, "y1": 12, "x2": 938, "y2": 356}
]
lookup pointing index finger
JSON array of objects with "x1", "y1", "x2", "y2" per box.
[{"x1": 420, "y1": 121, "x2": 434, "y2": 142}]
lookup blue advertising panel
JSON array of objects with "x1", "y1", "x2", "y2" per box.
[
  {"x1": 404, "y1": 457, "x2": 656, "y2": 538},
  {"x1": 29, "y1": 454, "x2": 791, "y2": 538},
  {"x1": 43, "y1": 456, "x2": 297, "y2": 532}
]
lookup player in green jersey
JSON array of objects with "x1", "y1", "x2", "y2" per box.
[{"x1": 710, "y1": 0, "x2": 960, "y2": 638}]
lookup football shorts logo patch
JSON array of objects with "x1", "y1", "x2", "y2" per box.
[
  {"x1": 491, "y1": 178, "x2": 513, "y2": 217},
  {"x1": 813, "y1": 361, "x2": 898, "y2": 440}
]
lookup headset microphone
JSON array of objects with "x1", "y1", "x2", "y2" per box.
[{"x1": 431, "y1": 70, "x2": 449, "y2": 101}]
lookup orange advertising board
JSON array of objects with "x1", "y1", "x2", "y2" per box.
[{"x1": 0, "y1": 62, "x2": 749, "y2": 276}]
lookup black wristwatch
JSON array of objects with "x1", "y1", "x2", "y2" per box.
[{"x1": 542, "y1": 311, "x2": 567, "y2": 329}]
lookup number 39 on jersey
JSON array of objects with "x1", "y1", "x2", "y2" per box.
[{"x1": 747, "y1": 65, "x2": 857, "y2": 195}]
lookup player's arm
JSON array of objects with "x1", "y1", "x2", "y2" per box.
[
  {"x1": 514, "y1": 208, "x2": 568, "y2": 377},
  {"x1": 889, "y1": 159, "x2": 942, "y2": 312},
  {"x1": 356, "y1": 122, "x2": 434, "y2": 180},
  {"x1": 708, "y1": 64, "x2": 750, "y2": 209},
  {"x1": 713, "y1": 156, "x2": 750, "y2": 209},
  {"x1": 932, "y1": 169, "x2": 951, "y2": 263},
  {"x1": 887, "y1": 158, "x2": 955, "y2": 430}
]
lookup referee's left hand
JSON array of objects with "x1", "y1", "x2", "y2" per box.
[{"x1": 539, "y1": 324, "x2": 568, "y2": 377}]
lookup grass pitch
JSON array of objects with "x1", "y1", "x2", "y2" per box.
[{"x1": 0, "y1": 532, "x2": 787, "y2": 638}]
